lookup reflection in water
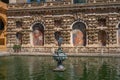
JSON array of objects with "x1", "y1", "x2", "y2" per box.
[
  {"x1": 0, "y1": 58, "x2": 7, "y2": 80},
  {"x1": 0, "y1": 56, "x2": 120, "y2": 80}
]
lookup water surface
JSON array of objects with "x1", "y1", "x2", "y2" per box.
[{"x1": 0, "y1": 56, "x2": 120, "y2": 80}]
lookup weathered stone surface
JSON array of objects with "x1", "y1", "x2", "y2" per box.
[{"x1": 7, "y1": 1, "x2": 120, "y2": 52}]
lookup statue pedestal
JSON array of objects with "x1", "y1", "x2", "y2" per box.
[{"x1": 53, "y1": 47, "x2": 67, "y2": 72}]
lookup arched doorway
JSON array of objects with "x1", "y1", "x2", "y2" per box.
[
  {"x1": 72, "y1": 22, "x2": 86, "y2": 46},
  {"x1": 32, "y1": 23, "x2": 44, "y2": 46},
  {"x1": 16, "y1": 32, "x2": 23, "y2": 45},
  {"x1": 98, "y1": 30, "x2": 107, "y2": 46}
]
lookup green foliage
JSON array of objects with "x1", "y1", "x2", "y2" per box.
[
  {"x1": 17, "y1": 45, "x2": 21, "y2": 49},
  {"x1": 13, "y1": 45, "x2": 17, "y2": 50},
  {"x1": 13, "y1": 45, "x2": 21, "y2": 49},
  {"x1": 13, "y1": 44, "x2": 21, "y2": 52}
]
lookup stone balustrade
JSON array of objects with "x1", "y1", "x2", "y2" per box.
[
  {"x1": 7, "y1": 1, "x2": 120, "y2": 10},
  {"x1": 8, "y1": 1, "x2": 71, "y2": 9}
]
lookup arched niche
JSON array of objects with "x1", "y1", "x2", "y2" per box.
[
  {"x1": 0, "y1": 19, "x2": 4, "y2": 31},
  {"x1": 54, "y1": 31, "x2": 61, "y2": 41},
  {"x1": 32, "y1": 23, "x2": 44, "y2": 46},
  {"x1": 118, "y1": 23, "x2": 120, "y2": 44},
  {"x1": 98, "y1": 30, "x2": 107, "y2": 46},
  {"x1": 54, "y1": 31, "x2": 61, "y2": 45},
  {"x1": 16, "y1": 32, "x2": 23, "y2": 45},
  {"x1": 72, "y1": 21, "x2": 86, "y2": 46}
]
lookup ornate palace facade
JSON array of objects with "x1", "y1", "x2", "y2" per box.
[
  {"x1": 0, "y1": 1, "x2": 7, "y2": 51},
  {"x1": 7, "y1": 0, "x2": 120, "y2": 53}
]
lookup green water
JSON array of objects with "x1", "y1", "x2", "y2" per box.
[{"x1": 0, "y1": 56, "x2": 120, "y2": 80}]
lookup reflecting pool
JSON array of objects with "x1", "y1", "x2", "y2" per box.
[{"x1": 0, "y1": 56, "x2": 120, "y2": 80}]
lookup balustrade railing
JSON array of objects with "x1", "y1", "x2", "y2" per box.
[
  {"x1": 8, "y1": 1, "x2": 120, "y2": 10},
  {"x1": 8, "y1": 1, "x2": 71, "y2": 9}
]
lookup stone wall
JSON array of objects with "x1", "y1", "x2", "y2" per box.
[
  {"x1": 7, "y1": 1, "x2": 120, "y2": 52},
  {"x1": 0, "y1": 1, "x2": 7, "y2": 50}
]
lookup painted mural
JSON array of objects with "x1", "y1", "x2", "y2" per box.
[
  {"x1": 33, "y1": 24, "x2": 44, "y2": 46},
  {"x1": 72, "y1": 22, "x2": 86, "y2": 46},
  {"x1": 72, "y1": 29, "x2": 83, "y2": 46}
]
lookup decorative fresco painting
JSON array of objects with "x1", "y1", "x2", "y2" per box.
[
  {"x1": 33, "y1": 23, "x2": 44, "y2": 46},
  {"x1": 72, "y1": 22, "x2": 86, "y2": 46},
  {"x1": 72, "y1": 29, "x2": 84, "y2": 46}
]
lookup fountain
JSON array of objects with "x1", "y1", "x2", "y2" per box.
[{"x1": 53, "y1": 36, "x2": 67, "y2": 71}]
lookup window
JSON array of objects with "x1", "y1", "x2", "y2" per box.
[
  {"x1": 31, "y1": 0, "x2": 38, "y2": 2},
  {"x1": 0, "y1": 38, "x2": 5, "y2": 45},
  {"x1": 98, "y1": 18, "x2": 106, "y2": 26},
  {"x1": 54, "y1": 19, "x2": 62, "y2": 27},
  {"x1": 55, "y1": 0, "x2": 63, "y2": 1},
  {"x1": 27, "y1": 0, "x2": 45, "y2": 3},
  {"x1": 16, "y1": 21, "x2": 22, "y2": 28},
  {"x1": 73, "y1": 0, "x2": 86, "y2": 4},
  {"x1": 40, "y1": 0, "x2": 45, "y2": 2}
]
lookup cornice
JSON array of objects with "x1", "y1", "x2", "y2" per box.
[{"x1": 7, "y1": 3, "x2": 120, "y2": 11}]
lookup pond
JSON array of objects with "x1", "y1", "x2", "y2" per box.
[{"x1": 0, "y1": 56, "x2": 120, "y2": 80}]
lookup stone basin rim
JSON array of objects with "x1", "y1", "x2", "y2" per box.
[{"x1": 0, "y1": 52, "x2": 120, "y2": 58}]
